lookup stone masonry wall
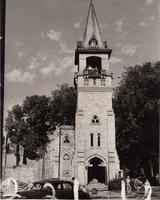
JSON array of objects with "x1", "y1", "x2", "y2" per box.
[{"x1": 3, "y1": 159, "x2": 43, "y2": 183}]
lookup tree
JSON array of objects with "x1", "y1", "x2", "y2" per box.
[
  {"x1": 114, "y1": 61, "x2": 160, "y2": 182},
  {"x1": 50, "y1": 83, "x2": 77, "y2": 125},
  {"x1": 5, "y1": 95, "x2": 52, "y2": 163},
  {"x1": 5, "y1": 84, "x2": 77, "y2": 163},
  {"x1": 5, "y1": 105, "x2": 26, "y2": 165}
]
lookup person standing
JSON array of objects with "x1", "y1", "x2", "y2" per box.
[
  {"x1": 72, "y1": 177, "x2": 79, "y2": 200},
  {"x1": 121, "y1": 179, "x2": 126, "y2": 200},
  {"x1": 126, "y1": 176, "x2": 131, "y2": 194},
  {"x1": 143, "y1": 179, "x2": 152, "y2": 200}
]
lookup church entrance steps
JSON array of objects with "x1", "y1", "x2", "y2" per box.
[
  {"x1": 90, "y1": 191, "x2": 137, "y2": 199},
  {"x1": 86, "y1": 180, "x2": 108, "y2": 195}
]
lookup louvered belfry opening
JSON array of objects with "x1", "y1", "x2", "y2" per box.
[{"x1": 86, "y1": 56, "x2": 102, "y2": 74}]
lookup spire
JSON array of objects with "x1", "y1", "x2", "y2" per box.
[{"x1": 83, "y1": 0, "x2": 104, "y2": 48}]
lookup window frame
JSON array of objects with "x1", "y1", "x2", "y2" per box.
[
  {"x1": 97, "y1": 133, "x2": 101, "y2": 147},
  {"x1": 63, "y1": 135, "x2": 70, "y2": 143},
  {"x1": 90, "y1": 133, "x2": 94, "y2": 147}
]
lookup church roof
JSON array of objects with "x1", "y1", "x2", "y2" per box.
[{"x1": 82, "y1": 0, "x2": 104, "y2": 49}]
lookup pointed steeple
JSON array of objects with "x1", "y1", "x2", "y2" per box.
[{"x1": 83, "y1": 0, "x2": 104, "y2": 48}]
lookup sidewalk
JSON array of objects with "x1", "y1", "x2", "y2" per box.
[
  {"x1": 91, "y1": 190, "x2": 137, "y2": 199},
  {"x1": 91, "y1": 188, "x2": 160, "y2": 199}
]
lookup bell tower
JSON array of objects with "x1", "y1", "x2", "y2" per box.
[{"x1": 74, "y1": 0, "x2": 120, "y2": 185}]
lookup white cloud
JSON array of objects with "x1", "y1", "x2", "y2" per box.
[
  {"x1": 59, "y1": 41, "x2": 73, "y2": 54},
  {"x1": 114, "y1": 19, "x2": 125, "y2": 33},
  {"x1": 41, "y1": 55, "x2": 48, "y2": 61},
  {"x1": 139, "y1": 15, "x2": 156, "y2": 27},
  {"x1": 73, "y1": 22, "x2": 81, "y2": 29},
  {"x1": 6, "y1": 65, "x2": 11, "y2": 70},
  {"x1": 46, "y1": 29, "x2": 73, "y2": 54},
  {"x1": 141, "y1": 0, "x2": 155, "y2": 12},
  {"x1": 6, "y1": 69, "x2": 35, "y2": 84},
  {"x1": 40, "y1": 62, "x2": 56, "y2": 77},
  {"x1": 141, "y1": 7, "x2": 145, "y2": 12},
  {"x1": 37, "y1": 51, "x2": 48, "y2": 61},
  {"x1": 55, "y1": 56, "x2": 73, "y2": 76},
  {"x1": 54, "y1": 68, "x2": 64, "y2": 76},
  {"x1": 27, "y1": 57, "x2": 40, "y2": 70},
  {"x1": 116, "y1": 43, "x2": 123, "y2": 48},
  {"x1": 40, "y1": 56, "x2": 73, "y2": 77},
  {"x1": 121, "y1": 44, "x2": 138, "y2": 56},
  {"x1": 110, "y1": 57, "x2": 123, "y2": 64},
  {"x1": 139, "y1": 21, "x2": 147, "y2": 26},
  {"x1": 73, "y1": 17, "x2": 83, "y2": 29},
  {"x1": 146, "y1": 0, "x2": 154, "y2": 5},
  {"x1": 12, "y1": 38, "x2": 23, "y2": 47},
  {"x1": 60, "y1": 56, "x2": 73, "y2": 67},
  {"x1": 100, "y1": 23, "x2": 109, "y2": 32},
  {"x1": 46, "y1": 30, "x2": 62, "y2": 41},
  {"x1": 17, "y1": 51, "x2": 25, "y2": 58},
  {"x1": 40, "y1": 32, "x2": 45, "y2": 39},
  {"x1": 148, "y1": 15, "x2": 155, "y2": 21},
  {"x1": 71, "y1": 65, "x2": 76, "y2": 73}
]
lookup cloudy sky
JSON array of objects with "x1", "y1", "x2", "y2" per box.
[{"x1": 4, "y1": 0, "x2": 160, "y2": 118}]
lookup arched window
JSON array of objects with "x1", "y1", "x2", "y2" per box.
[
  {"x1": 63, "y1": 135, "x2": 70, "y2": 143},
  {"x1": 90, "y1": 133, "x2": 93, "y2": 147},
  {"x1": 98, "y1": 133, "x2": 101, "y2": 147},
  {"x1": 92, "y1": 115, "x2": 100, "y2": 124},
  {"x1": 63, "y1": 153, "x2": 69, "y2": 160}
]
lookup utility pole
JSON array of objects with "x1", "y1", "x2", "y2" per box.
[
  {"x1": 0, "y1": 0, "x2": 6, "y2": 180},
  {"x1": 42, "y1": 145, "x2": 45, "y2": 180},
  {"x1": 4, "y1": 134, "x2": 8, "y2": 166},
  {"x1": 158, "y1": 99, "x2": 160, "y2": 185},
  {"x1": 58, "y1": 127, "x2": 61, "y2": 179}
]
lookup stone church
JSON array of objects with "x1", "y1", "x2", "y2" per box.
[{"x1": 44, "y1": 1, "x2": 120, "y2": 185}]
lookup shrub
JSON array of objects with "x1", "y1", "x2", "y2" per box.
[
  {"x1": 130, "y1": 178, "x2": 136, "y2": 190},
  {"x1": 108, "y1": 178, "x2": 123, "y2": 190}
]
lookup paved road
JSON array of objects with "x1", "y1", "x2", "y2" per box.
[{"x1": 93, "y1": 198, "x2": 159, "y2": 200}]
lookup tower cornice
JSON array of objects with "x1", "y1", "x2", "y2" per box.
[{"x1": 75, "y1": 48, "x2": 112, "y2": 66}]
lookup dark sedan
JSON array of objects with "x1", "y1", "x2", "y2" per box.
[{"x1": 16, "y1": 179, "x2": 91, "y2": 199}]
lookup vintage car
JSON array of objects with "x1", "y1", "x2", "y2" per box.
[{"x1": 15, "y1": 179, "x2": 91, "y2": 199}]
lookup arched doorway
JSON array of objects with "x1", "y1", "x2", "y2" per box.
[{"x1": 88, "y1": 157, "x2": 106, "y2": 183}]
